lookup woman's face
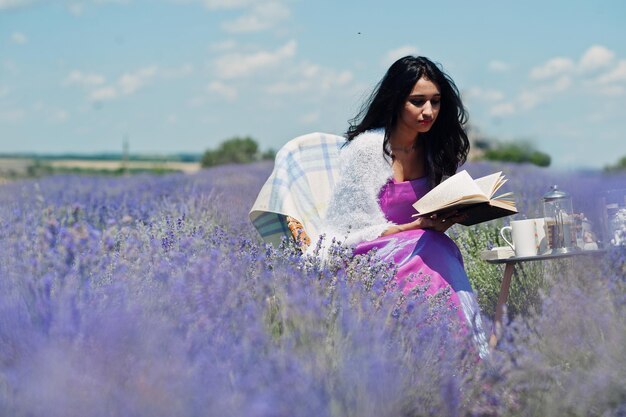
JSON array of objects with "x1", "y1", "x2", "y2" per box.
[{"x1": 398, "y1": 77, "x2": 441, "y2": 134}]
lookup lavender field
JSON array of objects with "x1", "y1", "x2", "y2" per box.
[{"x1": 1, "y1": 161, "x2": 625, "y2": 417}]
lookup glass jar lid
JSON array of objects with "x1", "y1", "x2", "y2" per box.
[{"x1": 543, "y1": 185, "x2": 570, "y2": 201}]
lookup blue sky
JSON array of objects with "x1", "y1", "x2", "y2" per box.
[{"x1": 1, "y1": 0, "x2": 625, "y2": 169}]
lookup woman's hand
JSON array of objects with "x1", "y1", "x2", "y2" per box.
[
  {"x1": 382, "y1": 211, "x2": 468, "y2": 236},
  {"x1": 421, "y1": 211, "x2": 468, "y2": 232}
]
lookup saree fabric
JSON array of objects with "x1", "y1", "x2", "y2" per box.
[{"x1": 353, "y1": 177, "x2": 485, "y2": 345}]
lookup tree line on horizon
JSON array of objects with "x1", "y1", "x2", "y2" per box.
[
  {"x1": 200, "y1": 136, "x2": 275, "y2": 167},
  {"x1": 202, "y1": 134, "x2": 626, "y2": 172},
  {"x1": 201, "y1": 135, "x2": 555, "y2": 168}
]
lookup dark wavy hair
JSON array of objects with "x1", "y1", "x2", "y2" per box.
[{"x1": 346, "y1": 56, "x2": 470, "y2": 187}]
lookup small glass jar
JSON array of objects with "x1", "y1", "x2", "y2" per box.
[
  {"x1": 600, "y1": 188, "x2": 626, "y2": 246},
  {"x1": 608, "y1": 208, "x2": 626, "y2": 245},
  {"x1": 543, "y1": 185, "x2": 578, "y2": 254}
]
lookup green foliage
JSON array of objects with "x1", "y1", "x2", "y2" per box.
[
  {"x1": 604, "y1": 155, "x2": 626, "y2": 172},
  {"x1": 201, "y1": 136, "x2": 260, "y2": 167},
  {"x1": 451, "y1": 222, "x2": 544, "y2": 319},
  {"x1": 261, "y1": 148, "x2": 276, "y2": 161},
  {"x1": 483, "y1": 141, "x2": 551, "y2": 167}
]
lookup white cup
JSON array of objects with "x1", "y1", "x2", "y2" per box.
[{"x1": 500, "y1": 218, "x2": 548, "y2": 257}]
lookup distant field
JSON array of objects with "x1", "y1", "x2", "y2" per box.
[
  {"x1": 47, "y1": 159, "x2": 201, "y2": 172},
  {"x1": 0, "y1": 157, "x2": 201, "y2": 177},
  {"x1": 0, "y1": 158, "x2": 31, "y2": 174},
  {"x1": 0, "y1": 159, "x2": 32, "y2": 182}
]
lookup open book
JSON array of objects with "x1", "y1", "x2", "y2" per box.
[{"x1": 411, "y1": 170, "x2": 517, "y2": 226}]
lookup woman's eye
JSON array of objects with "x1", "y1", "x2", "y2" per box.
[{"x1": 410, "y1": 99, "x2": 440, "y2": 107}]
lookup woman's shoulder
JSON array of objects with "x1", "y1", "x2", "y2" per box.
[
  {"x1": 339, "y1": 128, "x2": 390, "y2": 177},
  {"x1": 350, "y1": 128, "x2": 385, "y2": 144},
  {"x1": 344, "y1": 128, "x2": 385, "y2": 154}
]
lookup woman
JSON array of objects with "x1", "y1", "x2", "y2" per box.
[{"x1": 312, "y1": 56, "x2": 486, "y2": 349}]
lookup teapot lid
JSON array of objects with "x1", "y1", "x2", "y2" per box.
[{"x1": 543, "y1": 185, "x2": 570, "y2": 201}]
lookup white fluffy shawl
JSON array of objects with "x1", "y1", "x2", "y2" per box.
[{"x1": 309, "y1": 129, "x2": 395, "y2": 253}]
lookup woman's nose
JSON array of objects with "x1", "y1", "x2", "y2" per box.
[{"x1": 422, "y1": 101, "x2": 433, "y2": 116}]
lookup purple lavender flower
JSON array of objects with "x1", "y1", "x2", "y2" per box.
[{"x1": 0, "y1": 161, "x2": 623, "y2": 416}]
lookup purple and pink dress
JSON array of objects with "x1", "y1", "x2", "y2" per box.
[{"x1": 353, "y1": 176, "x2": 485, "y2": 341}]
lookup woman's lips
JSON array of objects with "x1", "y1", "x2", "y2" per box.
[{"x1": 418, "y1": 120, "x2": 433, "y2": 125}]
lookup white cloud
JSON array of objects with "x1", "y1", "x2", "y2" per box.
[
  {"x1": 67, "y1": 2, "x2": 85, "y2": 15},
  {"x1": 66, "y1": 66, "x2": 158, "y2": 102},
  {"x1": 214, "y1": 40, "x2": 296, "y2": 79},
  {"x1": 48, "y1": 109, "x2": 69, "y2": 124},
  {"x1": 530, "y1": 57, "x2": 575, "y2": 80},
  {"x1": 3, "y1": 59, "x2": 19, "y2": 75},
  {"x1": 118, "y1": 66, "x2": 157, "y2": 94},
  {"x1": 464, "y1": 87, "x2": 505, "y2": 102},
  {"x1": 518, "y1": 91, "x2": 541, "y2": 111},
  {"x1": 595, "y1": 85, "x2": 625, "y2": 96},
  {"x1": 264, "y1": 81, "x2": 304, "y2": 94},
  {"x1": 191, "y1": 0, "x2": 290, "y2": 32},
  {"x1": 32, "y1": 100, "x2": 44, "y2": 112},
  {"x1": 488, "y1": 60, "x2": 510, "y2": 72},
  {"x1": 595, "y1": 59, "x2": 626, "y2": 84},
  {"x1": 66, "y1": 0, "x2": 129, "y2": 16},
  {"x1": 202, "y1": 0, "x2": 253, "y2": 9},
  {"x1": 265, "y1": 62, "x2": 353, "y2": 95},
  {"x1": 519, "y1": 75, "x2": 571, "y2": 110},
  {"x1": 485, "y1": 73, "x2": 573, "y2": 117},
  {"x1": 489, "y1": 102, "x2": 516, "y2": 117},
  {"x1": 531, "y1": 45, "x2": 618, "y2": 83},
  {"x1": 0, "y1": 0, "x2": 36, "y2": 10},
  {"x1": 222, "y1": 1, "x2": 289, "y2": 33},
  {"x1": 478, "y1": 46, "x2": 626, "y2": 122},
  {"x1": 0, "y1": 109, "x2": 25, "y2": 123},
  {"x1": 209, "y1": 39, "x2": 238, "y2": 52},
  {"x1": 579, "y1": 45, "x2": 615, "y2": 72},
  {"x1": 11, "y1": 32, "x2": 27, "y2": 44},
  {"x1": 299, "y1": 111, "x2": 319, "y2": 124},
  {"x1": 161, "y1": 63, "x2": 194, "y2": 78},
  {"x1": 64, "y1": 70, "x2": 106, "y2": 87},
  {"x1": 381, "y1": 45, "x2": 419, "y2": 67},
  {"x1": 187, "y1": 96, "x2": 207, "y2": 108},
  {"x1": 207, "y1": 81, "x2": 237, "y2": 101},
  {"x1": 527, "y1": 46, "x2": 626, "y2": 101},
  {"x1": 552, "y1": 75, "x2": 572, "y2": 92},
  {"x1": 328, "y1": 70, "x2": 352, "y2": 87},
  {"x1": 89, "y1": 86, "x2": 118, "y2": 101}
]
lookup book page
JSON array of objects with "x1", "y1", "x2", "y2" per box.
[
  {"x1": 493, "y1": 192, "x2": 516, "y2": 206},
  {"x1": 473, "y1": 172, "x2": 502, "y2": 198},
  {"x1": 489, "y1": 199, "x2": 518, "y2": 210},
  {"x1": 413, "y1": 170, "x2": 486, "y2": 214}
]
